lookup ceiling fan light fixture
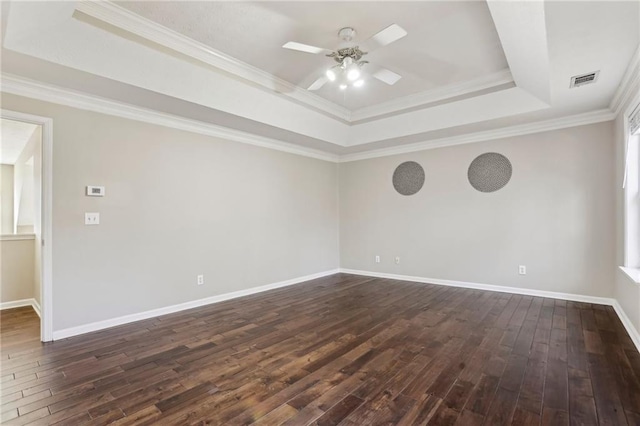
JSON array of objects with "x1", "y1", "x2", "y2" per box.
[
  {"x1": 325, "y1": 67, "x2": 337, "y2": 82},
  {"x1": 346, "y1": 64, "x2": 361, "y2": 81},
  {"x1": 342, "y1": 56, "x2": 354, "y2": 67},
  {"x1": 283, "y1": 23, "x2": 406, "y2": 92}
]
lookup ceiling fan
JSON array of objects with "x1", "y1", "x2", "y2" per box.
[{"x1": 282, "y1": 24, "x2": 407, "y2": 91}]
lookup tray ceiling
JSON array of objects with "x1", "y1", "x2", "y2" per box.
[
  {"x1": 0, "y1": 0, "x2": 638, "y2": 160},
  {"x1": 116, "y1": 1, "x2": 509, "y2": 111}
]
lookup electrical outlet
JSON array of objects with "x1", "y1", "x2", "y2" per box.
[
  {"x1": 519, "y1": 265, "x2": 526, "y2": 275},
  {"x1": 197, "y1": 274, "x2": 204, "y2": 285},
  {"x1": 395, "y1": 256, "x2": 400, "y2": 264},
  {"x1": 84, "y1": 212, "x2": 100, "y2": 225},
  {"x1": 375, "y1": 255, "x2": 380, "y2": 263}
]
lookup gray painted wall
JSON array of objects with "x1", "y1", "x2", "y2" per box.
[
  {"x1": 2, "y1": 94, "x2": 340, "y2": 331},
  {"x1": 0, "y1": 164, "x2": 14, "y2": 234},
  {"x1": 339, "y1": 122, "x2": 615, "y2": 297},
  {"x1": 2, "y1": 92, "x2": 628, "y2": 336},
  {"x1": 0, "y1": 237, "x2": 35, "y2": 303}
]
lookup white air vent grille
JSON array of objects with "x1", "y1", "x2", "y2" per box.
[{"x1": 570, "y1": 71, "x2": 599, "y2": 88}]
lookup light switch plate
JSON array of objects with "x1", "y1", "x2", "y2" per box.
[{"x1": 85, "y1": 212, "x2": 100, "y2": 225}]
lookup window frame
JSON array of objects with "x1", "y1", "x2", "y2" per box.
[{"x1": 623, "y1": 99, "x2": 640, "y2": 271}]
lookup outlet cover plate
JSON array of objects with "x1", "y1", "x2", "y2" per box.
[{"x1": 85, "y1": 212, "x2": 100, "y2": 225}]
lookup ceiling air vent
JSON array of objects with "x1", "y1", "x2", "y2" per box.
[{"x1": 570, "y1": 71, "x2": 599, "y2": 88}]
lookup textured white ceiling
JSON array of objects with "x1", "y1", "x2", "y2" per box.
[
  {"x1": 116, "y1": 1, "x2": 509, "y2": 110},
  {"x1": 0, "y1": 118, "x2": 38, "y2": 164}
]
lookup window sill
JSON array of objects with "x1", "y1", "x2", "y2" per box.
[{"x1": 619, "y1": 266, "x2": 640, "y2": 285}]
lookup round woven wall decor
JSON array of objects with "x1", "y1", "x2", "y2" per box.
[
  {"x1": 392, "y1": 161, "x2": 425, "y2": 196},
  {"x1": 468, "y1": 152, "x2": 512, "y2": 193}
]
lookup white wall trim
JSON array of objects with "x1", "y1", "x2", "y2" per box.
[
  {"x1": 0, "y1": 299, "x2": 34, "y2": 310},
  {"x1": 0, "y1": 233, "x2": 36, "y2": 241},
  {"x1": 339, "y1": 268, "x2": 614, "y2": 304},
  {"x1": 340, "y1": 109, "x2": 616, "y2": 162},
  {"x1": 610, "y1": 45, "x2": 640, "y2": 115},
  {"x1": 2, "y1": 74, "x2": 617, "y2": 164},
  {"x1": 350, "y1": 70, "x2": 514, "y2": 122},
  {"x1": 1, "y1": 74, "x2": 340, "y2": 163},
  {"x1": 619, "y1": 266, "x2": 640, "y2": 284},
  {"x1": 0, "y1": 298, "x2": 41, "y2": 318},
  {"x1": 47, "y1": 267, "x2": 640, "y2": 353},
  {"x1": 612, "y1": 300, "x2": 640, "y2": 353},
  {"x1": 75, "y1": 0, "x2": 352, "y2": 122},
  {"x1": 52, "y1": 269, "x2": 339, "y2": 341},
  {"x1": 340, "y1": 268, "x2": 640, "y2": 353},
  {"x1": 32, "y1": 299, "x2": 41, "y2": 318}
]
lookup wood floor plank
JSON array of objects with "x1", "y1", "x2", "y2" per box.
[
  {"x1": 1, "y1": 273, "x2": 638, "y2": 425},
  {"x1": 314, "y1": 393, "x2": 363, "y2": 426}
]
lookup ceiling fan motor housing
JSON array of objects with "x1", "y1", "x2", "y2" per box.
[{"x1": 328, "y1": 47, "x2": 367, "y2": 63}]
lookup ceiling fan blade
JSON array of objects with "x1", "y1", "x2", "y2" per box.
[
  {"x1": 372, "y1": 67, "x2": 402, "y2": 85},
  {"x1": 361, "y1": 24, "x2": 407, "y2": 52},
  {"x1": 283, "y1": 41, "x2": 332, "y2": 55},
  {"x1": 307, "y1": 76, "x2": 328, "y2": 91}
]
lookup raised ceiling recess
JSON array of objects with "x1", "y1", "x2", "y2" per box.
[{"x1": 114, "y1": 1, "x2": 510, "y2": 111}]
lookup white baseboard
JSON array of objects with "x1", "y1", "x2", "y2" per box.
[
  {"x1": 32, "y1": 299, "x2": 41, "y2": 318},
  {"x1": 47, "y1": 267, "x2": 640, "y2": 354},
  {"x1": 339, "y1": 269, "x2": 614, "y2": 305},
  {"x1": 0, "y1": 298, "x2": 41, "y2": 317},
  {"x1": 340, "y1": 268, "x2": 640, "y2": 353},
  {"x1": 612, "y1": 300, "x2": 640, "y2": 353},
  {"x1": 52, "y1": 269, "x2": 340, "y2": 341}
]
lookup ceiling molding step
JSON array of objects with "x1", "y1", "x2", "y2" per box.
[
  {"x1": 610, "y1": 45, "x2": 640, "y2": 116},
  {"x1": 486, "y1": 0, "x2": 551, "y2": 105},
  {"x1": 339, "y1": 108, "x2": 616, "y2": 163},
  {"x1": 350, "y1": 69, "x2": 514, "y2": 122},
  {"x1": 75, "y1": 0, "x2": 352, "y2": 122},
  {"x1": 1, "y1": 74, "x2": 340, "y2": 163},
  {"x1": 0, "y1": 73, "x2": 618, "y2": 164}
]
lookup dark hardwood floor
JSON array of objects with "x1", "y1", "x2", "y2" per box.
[{"x1": 1, "y1": 273, "x2": 639, "y2": 425}]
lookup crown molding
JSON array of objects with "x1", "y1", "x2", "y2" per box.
[
  {"x1": 339, "y1": 108, "x2": 616, "y2": 162},
  {"x1": 1, "y1": 74, "x2": 340, "y2": 163},
  {"x1": 610, "y1": 45, "x2": 640, "y2": 116},
  {"x1": 75, "y1": 0, "x2": 352, "y2": 122},
  {"x1": 2, "y1": 74, "x2": 618, "y2": 164},
  {"x1": 350, "y1": 69, "x2": 514, "y2": 122}
]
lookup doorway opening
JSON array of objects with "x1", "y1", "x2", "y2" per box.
[{"x1": 0, "y1": 110, "x2": 52, "y2": 342}]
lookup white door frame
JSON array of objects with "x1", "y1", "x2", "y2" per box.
[{"x1": 2, "y1": 109, "x2": 53, "y2": 342}]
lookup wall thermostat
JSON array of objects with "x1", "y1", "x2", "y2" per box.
[{"x1": 86, "y1": 186, "x2": 105, "y2": 197}]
